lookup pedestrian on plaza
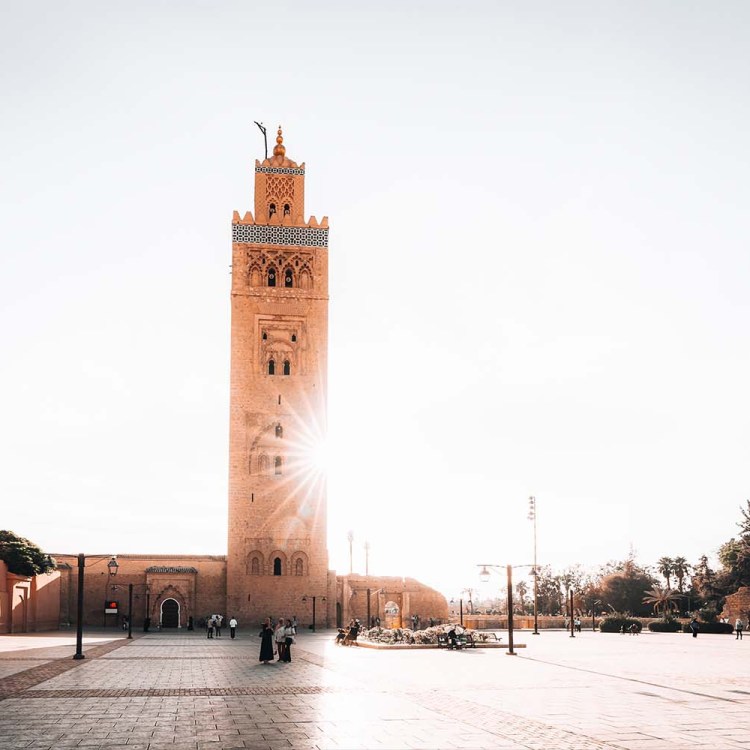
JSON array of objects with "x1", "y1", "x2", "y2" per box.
[
  {"x1": 575, "y1": 617, "x2": 581, "y2": 633},
  {"x1": 282, "y1": 618, "x2": 295, "y2": 662},
  {"x1": 629, "y1": 622, "x2": 639, "y2": 635},
  {"x1": 735, "y1": 618, "x2": 744, "y2": 640},
  {"x1": 215, "y1": 614, "x2": 223, "y2": 637},
  {"x1": 291, "y1": 615, "x2": 298, "y2": 635},
  {"x1": 206, "y1": 616, "x2": 214, "y2": 639},
  {"x1": 187, "y1": 616, "x2": 194, "y2": 631},
  {"x1": 274, "y1": 618, "x2": 287, "y2": 661},
  {"x1": 258, "y1": 618, "x2": 274, "y2": 664},
  {"x1": 229, "y1": 616, "x2": 238, "y2": 639},
  {"x1": 689, "y1": 618, "x2": 700, "y2": 638}
]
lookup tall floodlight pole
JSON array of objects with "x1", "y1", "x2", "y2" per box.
[
  {"x1": 528, "y1": 496, "x2": 539, "y2": 635},
  {"x1": 364, "y1": 540, "x2": 370, "y2": 576}
]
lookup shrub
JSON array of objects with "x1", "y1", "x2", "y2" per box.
[
  {"x1": 598, "y1": 616, "x2": 642, "y2": 633},
  {"x1": 648, "y1": 619, "x2": 681, "y2": 632},
  {"x1": 681, "y1": 621, "x2": 733, "y2": 635},
  {"x1": 0, "y1": 531, "x2": 55, "y2": 577}
]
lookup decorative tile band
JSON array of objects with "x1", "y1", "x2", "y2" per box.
[
  {"x1": 255, "y1": 166, "x2": 306, "y2": 176},
  {"x1": 232, "y1": 224, "x2": 328, "y2": 247}
]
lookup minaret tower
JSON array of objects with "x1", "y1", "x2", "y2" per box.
[{"x1": 227, "y1": 127, "x2": 330, "y2": 626}]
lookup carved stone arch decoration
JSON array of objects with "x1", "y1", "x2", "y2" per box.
[
  {"x1": 269, "y1": 550, "x2": 287, "y2": 576},
  {"x1": 248, "y1": 264, "x2": 262, "y2": 287},
  {"x1": 298, "y1": 266, "x2": 313, "y2": 290},
  {"x1": 291, "y1": 551, "x2": 308, "y2": 577},
  {"x1": 246, "y1": 550, "x2": 264, "y2": 576},
  {"x1": 258, "y1": 454, "x2": 269, "y2": 474}
]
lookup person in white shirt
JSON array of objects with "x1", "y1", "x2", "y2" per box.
[{"x1": 229, "y1": 616, "x2": 238, "y2": 639}]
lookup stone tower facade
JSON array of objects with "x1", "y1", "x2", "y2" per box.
[{"x1": 226, "y1": 128, "x2": 331, "y2": 626}]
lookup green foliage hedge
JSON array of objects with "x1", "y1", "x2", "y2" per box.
[
  {"x1": 681, "y1": 621, "x2": 734, "y2": 634},
  {"x1": 648, "y1": 619, "x2": 681, "y2": 632},
  {"x1": 0, "y1": 530, "x2": 55, "y2": 577},
  {"x1": 598, "y1": 616, "x2": 642, "y2": 633}
]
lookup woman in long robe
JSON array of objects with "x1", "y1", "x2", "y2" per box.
[{"x1": 258, "y1": 618, "x2": 274, "y2": 664}]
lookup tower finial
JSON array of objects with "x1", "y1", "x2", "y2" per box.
[{"x1": 273, "y1": 125, "x2": 286, "y2": 157}]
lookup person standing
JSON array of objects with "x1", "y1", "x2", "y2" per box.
[
  {"x1": 735, "y1": 618, "x2": 744, "y2": 640},
  {"x1": 215, "y1": 614, "x2": 223, "y2": 638},
  {"x1": 274, "y1": 618, "x2": 287, "y2": 662},
  {"x1": 229, "y1": 616, "x2": 238, "y2": 639},
  {"x1": 206, "y1": 616, "x2": 214, "y2": 639},
  {"x1": 258, "y1": 618, "x2": 274, "y2": 664},
  {"x1": 282, "y1": 618, "x2": 295, "y2": 662},
  {"x1": 689, "y1": 617, "x2": 700, "y2": 638}
]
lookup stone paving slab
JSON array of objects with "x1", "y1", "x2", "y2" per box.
[{"x1": 0, "y1": 630, "x2": 749, "y2": 749}]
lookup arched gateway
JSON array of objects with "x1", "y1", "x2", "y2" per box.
[{"x1": 161, "y1": 598, "x2": 180, "y2": 628}]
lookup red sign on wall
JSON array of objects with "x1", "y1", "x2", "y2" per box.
[{"x1": 104, "y1": 601, "x2": 118, "y2": 614}]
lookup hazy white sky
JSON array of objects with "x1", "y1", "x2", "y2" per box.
[{"x1": 2, "y1": 1, "x2": 749, "y2": 599}]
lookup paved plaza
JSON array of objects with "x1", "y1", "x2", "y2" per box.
[{"x1": 0, "y1": 628, "x2": 749, "y2": 750}]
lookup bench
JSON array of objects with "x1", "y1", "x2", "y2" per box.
[
  {"x1": 437, "y1": 633, "x2": 462, "y2": 649},
  {"x1": 465, "y1": 632, "x2": 500, "y2": 647}
]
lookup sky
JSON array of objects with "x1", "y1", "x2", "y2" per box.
[{"x1": 2, "y1": 1, "x2": 750, "y2": 600}]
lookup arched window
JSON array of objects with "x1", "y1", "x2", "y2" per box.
[
  {"x1": 262, "y1": 331, "x2": 267, "y2": 340},
  {"x1": 251, "y1": 557, "x2": 260, "y2": 575},
  {"x1": 269, "y1": 203, "x2": 276, "y2": 217},
  {"x1": 295, "y1": 558, "x2": 303, "y2": 576},
  {"x1": 283, "y1": 203, "x2": 290, "y2": 216},
  {"x1": 274, "y1": 456, "x2": 282, "y2": 475},
  {"x1": 275, "y1": 423, "x2": 283, "y2": 439},
  {"x1": 273, "y1": 557, "x2": 282, "y2": 576},
  {"x1": 284, "y1": 268, "x2": 293, "y2": 287},
  {"x1": 283, "y1": 360, "x2": 291, "y2": 376},
  {"x1": 268, "y1": 359, "x2": 275, "y2": 375},
  {"x1": 267, "y1": 267, "x2": 276, "y2": 287},
  {"x1": 291, "y1": 333, "x2": 297, "y2": 342},
  {"x1": 258, "y1": 454, "x2": 269, "y2": 474}
]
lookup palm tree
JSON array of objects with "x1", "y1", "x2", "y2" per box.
[
  {"x1": 656, "y1": 557, "x2": 674, "y2": 589},
  {"x1": 642, "y1": 586, "x2": 680, "y2": 618},
  {"x1": 672, "y1": 557, "x2": 691, "y2": 593}
]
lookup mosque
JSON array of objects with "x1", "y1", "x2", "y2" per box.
[{"x1": 32, "y1": 129, "x2": 448, "y2": 634}]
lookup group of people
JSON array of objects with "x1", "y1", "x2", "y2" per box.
[
  {"x1": 335, "y1": 618, "x2": 360, "y2": 645},
  {"x1": 258, "y1": 617, "x2": 296, "y2": 663},
  {"x1": 206, "y1": 614, "x2": 239, "y2": 639}
]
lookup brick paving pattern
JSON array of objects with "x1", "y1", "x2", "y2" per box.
[{"x1": 0, "y1": 630, "x2": 748, "y2": 749}]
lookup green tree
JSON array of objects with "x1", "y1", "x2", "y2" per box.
[
  {"x1": 642, "y1": 586, "x2": 680, "y2": 617},
  {"x1": 656, "y1": 557, "x2": 674, "y2": 589},
  {"x1": 535, "y1": 567, "x2": 563, "y2": 615},
  {"x1": 0, "y1": 531, "x2": 56, "y2": 577},
  {"x1": 671, "y1": 556, "x2": 691, "y2": 593},
  {"x1": 515, "y1": 580, "x2": 528, "y2": 614},
  {"x1": 599, "y1": 558, "x2": 656, "y2": 616}
]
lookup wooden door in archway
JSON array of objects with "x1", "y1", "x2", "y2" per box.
[{"x1": 161, "y1": 599, "x2": 179, "y2": 628}]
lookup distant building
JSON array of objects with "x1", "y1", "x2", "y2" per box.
[{"x1": 51, "y1": 129, "x2": 447, "y2": 632}]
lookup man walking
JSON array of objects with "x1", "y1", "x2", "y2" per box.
[
  {"x1": 735, "y1": 618, "x2": 744, "y2": 640},
  {"x1": 229, "y1": 616, "x2": 238, "y2": 639}
]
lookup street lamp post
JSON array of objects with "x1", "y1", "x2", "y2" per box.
[
  {"x1": 73, "y1": 554, "x2": 118, "y2": 660},
  {"x1": 528, "y1": 496, "x2": 539, "y2": 635},
  {"x1": 364, "y1": 540, "x2": 370, "y2": 577},
  {"x1": 479, "y1": 564, "x2": 518, "y2": 656},
  {"x1": 569, "y1": 590, "x2": 575, "y2": 638},
  {"x1": 302, "y1": 595, "x2": 327, "y2": 632}
]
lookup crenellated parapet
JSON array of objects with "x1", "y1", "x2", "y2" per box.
[{"x1": 231, "y1": 210, "x2": 329, "y2": 229}]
